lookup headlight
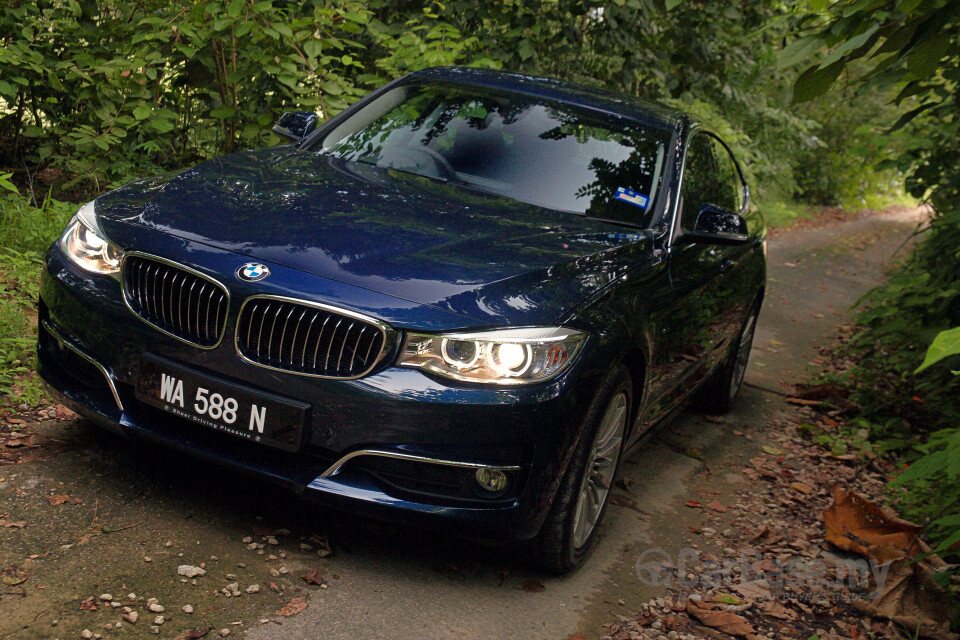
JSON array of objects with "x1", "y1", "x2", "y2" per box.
[
  {"x1": 60, "y1": 201, "x2": 124, "y2": 275},
  {"x1": 398, "y1": 327, "x2": 586, "y2": 384}
]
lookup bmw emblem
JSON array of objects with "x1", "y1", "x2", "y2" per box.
[{"x1": 238, "y1": 263, "x2": 270, "y2": 282}]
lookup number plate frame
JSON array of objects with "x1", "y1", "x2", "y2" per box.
[{"x1": 135, "y1": 355, "x2": 309, "y2": 452}]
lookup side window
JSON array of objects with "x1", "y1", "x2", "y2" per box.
[
  {"x1": 709, "y1": 137, "x2": 742, "y2": 213},
  {"x1": 679, "y1": 133, "x2": 720, "y2": 231}
]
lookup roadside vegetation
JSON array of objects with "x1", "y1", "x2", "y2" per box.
[{"x1": 786, "y1": 0, "x2": 960, "y2": 616}]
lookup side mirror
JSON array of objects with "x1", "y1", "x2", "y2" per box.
[
  {"x1": 682, "y1": 204, "x2": 750, "y2": 245},
  {"x1": 272, "y1": 111, "x2": 320, "y2": 141}
]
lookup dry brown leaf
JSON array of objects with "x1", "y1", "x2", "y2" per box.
[
  {"x1": 521, "y1": 579, "x2": 545, "y2": 592},
  {"x1": 173, "y1": 628, "x2": 212, "y2": 640},
  {"x1": 276, "y1": 596, "x2": 307, "y2": 617},
  {"x1": 853, "y1": 554, "x2": 958, "y2": 640},
  {"x1": 706, "y1": 500, "x2": 727, "y2": 512},
  {"x1": 46, "y1": 494, "x2": 70, "y2": 506},
  {"x1": 760, "y1": 600, "x2": 797, "y2": 620},
  {"x1": 685, "y1": 599, "x2": 755, "y2": 637},
  {"x1": 684, "y1": 500, "x2": 703, "y2": 508},
  {"x1": 608, "y1": 493, "x2": 644, "y2": 513},
  {"x1": 732, "y1": 581, "x2": 770, "y2": 601},
  {"x1": 4, "y1": 435, "x2": 34, "y2": 448},
  {"x1": 309, "y1": 535, "x2": 333, "y2": 558},
  {"x1": 790, "y1": 482, "x2": 813, "y2": 495},
  {"x1": 0, "y1": 518, "x2": 26, "y2": 528},
  {"x1": 80, "y1": 596, "x2": 97, "y2": 611},
  {"x1": 55, "y1": 405, "x2": 77, "y2": 420},
  {"x1": 823, "y1": 485, "x2": 920, "y2": 561},
  {"x1": 785, "y1": 397, "x2": 823, "y2": 406},
  {"x1": 300, "y1": 567, "x2": 323, "y2": 585}
]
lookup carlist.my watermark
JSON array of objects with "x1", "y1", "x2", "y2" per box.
[{"x1": 635, "y1": 546, "x2": 891, "y2": 601}]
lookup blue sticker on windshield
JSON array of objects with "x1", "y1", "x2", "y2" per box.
[{"x1": 614, "y1": 187, "x2": 649, "y2": 209}]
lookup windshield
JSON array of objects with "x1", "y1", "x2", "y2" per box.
[{"x1": 317, "y1": 82, "x2": 669, "y2": 227}]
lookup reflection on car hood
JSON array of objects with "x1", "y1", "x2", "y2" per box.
[{"x1": 95, "y1": 147, "x2": 653, "y2": 326}]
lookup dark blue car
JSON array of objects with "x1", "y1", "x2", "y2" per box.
[{"x1": 38, "y1": 67, "x2": 764, "y2": 573}]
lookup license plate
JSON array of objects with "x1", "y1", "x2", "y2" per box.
[{"x1": 135, "y1": 356, "x2": 309, "y2": 451}]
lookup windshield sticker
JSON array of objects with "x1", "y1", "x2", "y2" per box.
[{"x1": 614, "y1": 187, "x2": 650, "y2": 209}]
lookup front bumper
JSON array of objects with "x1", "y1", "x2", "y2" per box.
[{"x1": 38, "y1": 239, "x2": 603, "y2": 541}]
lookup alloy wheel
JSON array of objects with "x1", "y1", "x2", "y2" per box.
[{"x1": 571, "y1": 391, "x2": 627, "y2": 549}]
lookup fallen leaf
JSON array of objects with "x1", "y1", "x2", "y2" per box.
[
  {"x1": 732, "y1": 581, "x2": 770, "y2": 600},
  {"x1": 80, "y1": 596, "x2": 97, "y2": 611},
  {"x1": 823, "y1": 486, "x2": 920, "y2": 561},
  {"x1": 749, "y1": 524, "x2": 784, "y2": 545},
  {"x1": 686, "y1": 599, "x2": 755, "y2": 637},
  {"x1": 761, "y1": 600, "x2": 797, "y2": 620},
  {"x1": 853, "y1": 556, "x2": 958, "y2": 640},
  {"x1": 608, "y1": 493, "x2": 644, "y2": 513},
  {"x1": 761, "y1": 446, "x2": 783, "y2": 456},
  {"x1": 521, "y1": 579, "x2": 545, "y2": 592},
  {"x1": 47, "y1": 494, "x2": 70, "y2": 506},
  {"x1": 173, "y1": 628, "x2": 212, "y2": 640},
  {"x1": 0, "y1": 519, "x2": 26, "y2": 528},
  {"x1": 684, "y1": 500, "x2": 703, "y2": 509},
  {"x1": 300, "y1": 567, "x2": 323, "y2": 585},
  {"x1": 712, "y1": 593, "x2": 741, "y2": 605},
  {"x1": 276, "y1": 596, "x2": 307, "y2": 617},
  {"x1": 55, "y1": 405, "x2": 77, "y2": 420},
  {"x1": 310, "y1": 535, "x2": 333, "y2": 558},
  {"x1": 706, "y1": 500, "x2": 727, "y2": 512},
  {"x1": 784, "y1": 397, "x2": 822, "y2": 406},
  {"x1": 2, "y1": 566, "x2": 28, "y2": 586},
  {"x1": 4, "y1": 436, "x2": 34, "y2": 448},
  {"x1": 790, "y1": 482, "x2": 814, "y2": 495}
]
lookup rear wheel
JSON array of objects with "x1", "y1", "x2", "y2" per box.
[
  {"x1": 699, "y1": 302, "x2": 759, "y2": 414},
  {"x1": 529, "y1": 365, "x2": 631, "y2": 573}
]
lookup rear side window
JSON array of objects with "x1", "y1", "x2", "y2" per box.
[
  {"x1": 679, "y1": 133, "x2": 720, "y2": 231},
  {"x1": 709, "y1": 137, "x2": 742, "y2": 212}
]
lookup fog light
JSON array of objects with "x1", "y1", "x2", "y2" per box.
[{"x1": 475, "y1": 467, "x2": 508, "y2": 493}]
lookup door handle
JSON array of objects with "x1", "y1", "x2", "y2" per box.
[{"x1": 720, "y1": 259, "x2": 735, "y2": 273}]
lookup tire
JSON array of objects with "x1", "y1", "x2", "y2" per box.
[
  {"x1": 698, "y1": 301, "x2": 760, "y2": 414},
  {"x1": 529, "y1": 365, "x2": 632, "y2": 574}
]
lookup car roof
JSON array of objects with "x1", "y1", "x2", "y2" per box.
[{"x1": 409, "y1": 67, "x2": 684, "y2": 132}]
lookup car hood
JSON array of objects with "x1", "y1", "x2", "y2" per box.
[{"x1": 95, "y1": 147, "x2": 653, "y2": 326}]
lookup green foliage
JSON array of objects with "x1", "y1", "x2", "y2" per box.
[
  {"x1": 790, "y1": 0, "x2": 960, "y2": 586},
  {"x1": 0, "y1": 192, "x2": 75, "y2": 405},
  {"x1": 917, "y1": 327, "x2": 960, "y2": 374},
  {"x1": 0, "y1": 0, "x2": 493, "y2": 198}
]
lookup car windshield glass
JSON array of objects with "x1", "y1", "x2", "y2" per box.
[{"x1": 317, "y1": 82, "x2": 669, "y2": 227}]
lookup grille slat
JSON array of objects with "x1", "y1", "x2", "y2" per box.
[
  {"x1": 123, "y1": 255, "x2": 228, "y2": 348},
  {"x1": 237, "y1": 297, "x2": 387, "y2": 378}
]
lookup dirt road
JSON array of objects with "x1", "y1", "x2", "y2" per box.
[{"x1": 0, "y1": 207, "x2": 923, "y2": 640}]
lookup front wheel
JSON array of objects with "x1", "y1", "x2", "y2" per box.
[{"x1": 528, "y1": 365, "x2": 631, "y2": 573}]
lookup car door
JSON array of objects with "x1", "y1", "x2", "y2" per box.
[
  {"x1": 707, "y1": 135, "x2": 758, "y2": 336},
  {"x1": 647, "y1": 131, "x2": 740, "y2": 420}
]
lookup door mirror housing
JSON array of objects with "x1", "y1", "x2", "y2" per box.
[
  {"x1": 272, "y1": 111, "x2": 320, "y2": 141},
  {"x1": 682, "y1": 204, "x2": 750, "y2": 245}
]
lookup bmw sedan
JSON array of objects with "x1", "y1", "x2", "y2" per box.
[{"x1": 38, "y1": 66, "x2": 764, "y2": 573}]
